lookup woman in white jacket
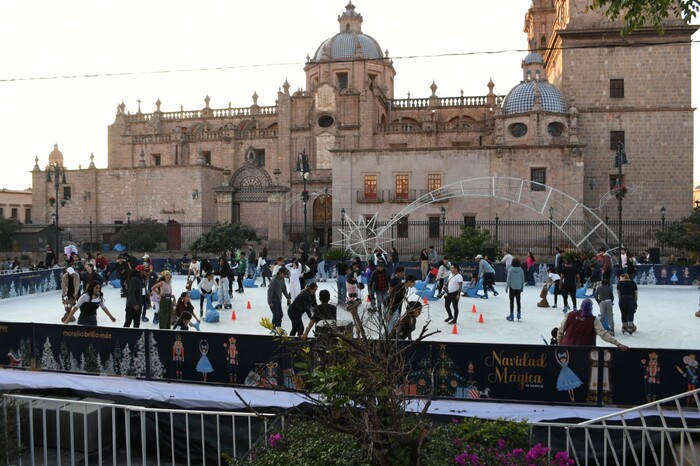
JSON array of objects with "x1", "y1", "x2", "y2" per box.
[{"x1": 285, "y1": 259, "x2": 310, "y2": 301}]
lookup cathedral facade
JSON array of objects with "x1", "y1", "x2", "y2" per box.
[{"x1": 30, "y1": 1, "x2": 696, "y2": 255}]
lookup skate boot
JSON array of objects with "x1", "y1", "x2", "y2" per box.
[
  {"x1": 224, "y1": 303, "x2": 232, "y2": 309},
  {"x1": 153, "y1": 313, "x2": 159, "y2": 325},
  {"x1": 215, "y1": 304, "x2": 223, "y2": 310},
  {"x1": 141, "y1": 312, "x2": 149, "y2": 322},
  {"x1": 621, "y1": 322, "x2": 630, "y2": 335},
  {"x1": 627, "y1": 323, "x2": 637, "y2": 335}
]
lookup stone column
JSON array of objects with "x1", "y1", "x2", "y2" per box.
[{"x1": 266, "y1": 184, "x2": 290, "y2": 257}]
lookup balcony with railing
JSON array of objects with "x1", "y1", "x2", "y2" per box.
[
  {"x1": 356, "y1": 190, "x2": 385, "y2": 204},
  {"x1": 388, "y1": 189, "x2": 419, "y2": 203}
]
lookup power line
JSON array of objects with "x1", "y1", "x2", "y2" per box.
[{"x1": 0, "y1": 38, "x2": 698, "y2": 84}]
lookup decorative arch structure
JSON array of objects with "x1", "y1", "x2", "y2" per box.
[
  {"x1": 335, "y1": 177, "x2": 620, "y2": 257},
  {"x1": 228, "y1": 163, "x2": 273, "y2": 202}
]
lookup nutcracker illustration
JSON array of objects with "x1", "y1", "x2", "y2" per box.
[
  {"x1": 675, "y1": 354, "x2": 698, "y2": 407},
  {"x1": 172, "y1": 335, "x2": 185, "y2": 380},
  {"x1": 223, "y1": 336, "x2": 239, "y2": 384},
  {"x1": 641, "y1": 351, "x2": 661, "y2": 402}
]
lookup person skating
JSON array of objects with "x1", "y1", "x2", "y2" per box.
[{"x1": 505, "y1": 258, "x2": 525, "y2": 321}]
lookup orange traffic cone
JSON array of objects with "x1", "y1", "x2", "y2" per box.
[
  {"x1": 478, "y1": 313, "x2": 484, "y2": 323},
  {"x1": 472, "y1": 304, "x2": 477, "y2": 313},
  {"x1": 452, "y1": 324, "x2": 458, "y2": 334},
  {"x1": 231, "y1": 310, "x2": 237, "y2": 320},
  {"x1": 246, "y1": 301, "x2": 252, "y2": 309},
  {"x1": 423, "y1": 296, "x2": 428, "y2": 304}
]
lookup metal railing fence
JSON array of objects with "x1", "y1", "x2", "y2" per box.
[
  {"x1": 7, "y1": 219, "x2": 680, "y2": 259},
  {"x1": 530, "y1": 388, "x2": 700, "y2": 466},
  {"x1": 2, "y1": 394, "x2": 278, "y2": 465}
]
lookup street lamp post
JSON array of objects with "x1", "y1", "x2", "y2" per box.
[
  {"x1": 614, "y1": 140, "x2": 629, "y2": 263},
  {"x1": 549, "y1": 206, "x2": 554, "y2": 252},
  {"x1": 340, "y1": 208, "x2": 346, "y2": 249},
  {"x1": 126, "y1": 211, "x2": 131, "y2": 252},
  {"x1": 660, "y1": 206, "x2": 666, "y2": 256},
  {"x1": 296, "y1": 149, "x2": 311, "y2": 248},
  {"x1": 46, "y1": 162, "x2": 67, "y2": 260},
  {"x1": 440, "y1": 207, "x2": 446, "y2": 251}
]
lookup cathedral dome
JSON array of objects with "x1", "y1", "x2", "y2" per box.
[
  {"x1": 48, "y1": 143, "x2": 64, "y2": 166},
  {"x1": 312, "y1": 3, "x2": 384, "y2": 62},
  {"x1": 523, "y1": 51, "x2": 544, "y2": 64},
  {"x1": 503, "y1": 81, "x2": 566, "y2": 115}
]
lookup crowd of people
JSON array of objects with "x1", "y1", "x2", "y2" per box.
[{"x1": 51, "y1": 240, "x2": 699, "y2": 346}]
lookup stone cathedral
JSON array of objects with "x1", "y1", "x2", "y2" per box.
[{"x1": 31, "y1": 1, "x2": 696, "y2": 254}]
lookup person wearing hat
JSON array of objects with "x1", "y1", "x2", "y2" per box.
[
  {"x1": 368, "y1": 260, "x2": 390, "y2": 313},
  {"x1": 476, "y1": 254, "x2": 498, "y2": 299},
  {"x1": 124, "y1": 265, "x2": 149, "y2": 328},
  {"x1": 60, "y1": 267, "x2": 81, "y2": 323},
  {"x1": 142, "y1": 253, "x2": 152, "y2": 270}
]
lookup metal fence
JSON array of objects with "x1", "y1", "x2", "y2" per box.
[
  {"x1": 285, "y1": 219, "x2": 680, "y2": 259},
  {"x1": 531, "y1": 388, "x2": 700, "y2": 466},
  {"x1": 1, "y1": 393, "x2": 278, "y2": 465},
  {"x1": 7, "y1": 219, "x2": 680, "y2": 259}
]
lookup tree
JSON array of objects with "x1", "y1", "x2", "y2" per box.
[
  {"x1": 111, "y1": 218, "x2": 167, "y2": 252},
  {"x1": 443, "y1": 226, "x2": 499, "y2": 261},
  {"x1": 260, "y1": 293, "x2": 440, "y2": 465},
  {"x1": 41, "y1": 337, "x2": 59, "y2": 371},
  {"x1": 190, "y1": 222, "x2": 259, "y2": 255},
  {"x1": 655, "y1": 208, "x2": 700, "y2": 256},
  {"x1": 589, "y1": 0, "x2": 699, "y2": 35}
]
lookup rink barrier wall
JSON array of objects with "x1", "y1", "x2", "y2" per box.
[
  {"x1": 0, "y1": 263, "x2": 695, "y2": 301},
  {"x1": 1, "y1": 321, "x2": 697, "y2": 408}
]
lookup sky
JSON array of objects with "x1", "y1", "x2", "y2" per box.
[{"x1": 0, "y1": 1, "x2": 699, "y2": 191}]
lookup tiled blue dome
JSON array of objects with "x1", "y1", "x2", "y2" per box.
[
  {"x1": 313, "y1": 32, "x2": 383, "y2": 62},
  {"x1": 523, "y1": 51, "x2": 544, "y2": 64},
  {"x1": 503, "y1": 81, "x2": 566, "y2": 115}
]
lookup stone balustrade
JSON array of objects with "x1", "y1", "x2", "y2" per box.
[{"x1": 123, "y1": 105, "x2": 278, "y2": 123}]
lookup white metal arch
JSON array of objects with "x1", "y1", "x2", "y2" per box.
[{"x1": 334, "y1": 177, "x2": 620, "y2": 257}]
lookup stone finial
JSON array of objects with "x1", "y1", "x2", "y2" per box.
[
  {"x1": 252, "y1": 91, "x2": 259, "y2": 106},
  {"x1": 33, "y1": 156, "x2": 40, "y2": 171},
  {"x1": 430, "y1": 81, "x2": 437, "y2": 97},
  {"x1": 137, "y1": 99, "x2": 142, "y2": 113},
  {"x1": 306, "y1": 54, "x2": 311, "y2": 63},
  {"x1": 407, "y1": 91, "x2": 411, "y2": 99},
  {"x1": 204, "y1": 95, "x2": 211, "y2": 109},
  {"x1": 118, "y1": 102, "x2": 126, "y2": 114},
  {"x1": 487, "y1": 78, "x2": 495, "y2": 93},
  {"x1": 89, "y1": 152, "x2": 96, "y2": 169},
  {"x1": 155, "y1": 98, "x2": 162, "y2": 112},
  {"x1": 283, "y1": 79, "x2": 290, "y2": 95},
  {"x1": 385, "y1": 49, "x2": 389, "y2": 58}
]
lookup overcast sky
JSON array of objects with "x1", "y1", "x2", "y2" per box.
[{"x1": 0, "y1": 0, "x2": 698, "y2": 191}]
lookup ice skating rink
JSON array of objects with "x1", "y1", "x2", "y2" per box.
[{"x1": 0, "y1": 275, "x2": 698, "y2": 350}]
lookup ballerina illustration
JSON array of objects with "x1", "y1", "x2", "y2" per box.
[
  {"x1": 556, "y1": 348, "x2": 583, "y2": 402},
  {"x1": 196, "y1": 340, "x2": 213, "y2": 382}
]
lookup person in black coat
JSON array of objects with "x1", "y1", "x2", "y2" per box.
[{"x1": 288, "y1": 283, "x2": 318, "y2": 337}]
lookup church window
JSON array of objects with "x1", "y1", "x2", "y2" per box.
[
  {"x1": 427, "y1": 173, "x2": 442, "y2": 192},
  {"x1": 364, "y1": 175, "x2": 377, "y2": 200},
  {"x1": 396, "y1": 216, "x2": 409, "y2": 238},
  {"x1": 62, "y1": 186, "x2": 72, "y2": 201},
  {"x1": 509, "y1": 123, "x2": 528, "y2": 138},
  {"x1": 610, "y1": 131, "x2": 625, "y2": 150},
  {"x1": 152, "y1": 154, "x2": 161, "y2": 166},
  {"x1": 531, "y1": 168, "x2": 546, "y2": 191},
  {"x1": 0, "y1": 208, "x2": 3, "y2": 218},
  {"x1": 256, "y1": 150, "x2": 265, "y2": 167},
  {"x1": 428, "y1": 216, "x2": 440, "y2": 239},
  {"x1": 202, "y1": 151, "x2": 211, "y2": 165},
  {"x1": 24, "y1": 208, "x2": 31, "y2": 224},
  {"x1": 395, "y1": 174, "x2": 409, "y2": 200},
  {"x1": 547, "y1": 122, "x2": 564, "y2": 137},
  {"x1": 11, "y1": 208, "x2": 17, "y2": 219},
  {"x1": 337, "y1": 72, "x2": 348, "y2": 91},
  {"x1": 610, "y1": 79, "x2": 624, "y2": 98},
  {"x1": 317, "y1": 114, "x2": 335, "y2": 128},
  {"x1": 463, "y1": 215, "x2": 476, "y2": 228},
  {"x1": 232, "y1": 203, "x2": 240, "y2": 223}
]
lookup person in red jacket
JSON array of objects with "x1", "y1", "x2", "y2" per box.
[{"x1": 557, "y1": 298, "x2": 629, "y2": 350}]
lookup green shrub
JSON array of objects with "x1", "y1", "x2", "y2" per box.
[{"x1": 324, "y1": 248, "x2": 353, "y2": 261}]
